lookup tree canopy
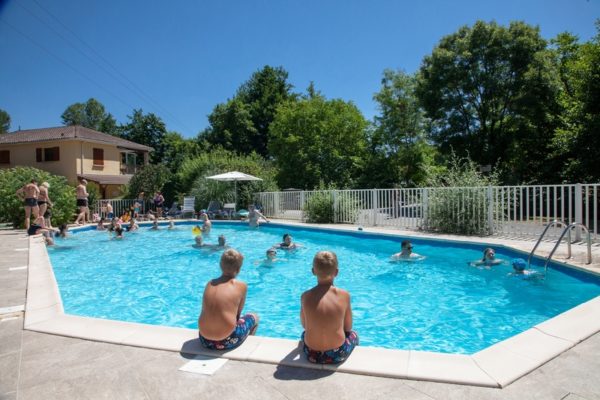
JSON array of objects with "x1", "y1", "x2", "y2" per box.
[
  {"x1": 200, "y1": 65, "x2": 295, "y2": 157},
  {"x1": 416, "y1": 20, "x2": 560, "y2": 183},
  {"x1": 367, "y1": 69, "x2": 436, "y2": 187},
  {"x1": 0, "y1": 109, "x2": 10, "y2": 134},
  {"x1": 119, "y1": 109, "x2": 167, "y2": 164},
  {"x1": 61, "y1": 98, "x2": 118, "y2": 135},
  {"x1": 269, "y1": 93, "x2": 368, "y2": 189},
  {"x1": 550, "y1": 26, "x2": 600, "y2": 182}
]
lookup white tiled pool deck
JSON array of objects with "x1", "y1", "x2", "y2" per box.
[{"x1": 19, "y1": 220, "x2": 600, "y2": 392}]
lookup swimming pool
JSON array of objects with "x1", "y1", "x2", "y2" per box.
[{"x1": 48, "y1": 222, "x2": 600, "y2": 354}]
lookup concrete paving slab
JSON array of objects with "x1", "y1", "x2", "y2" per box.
[{"x1": 0, "y1": 351, "x2": 20, "y2": 395}]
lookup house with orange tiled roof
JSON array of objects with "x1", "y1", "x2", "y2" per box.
[{"x1": 0, "y1": 126, "x2": 152, "y2": 198}]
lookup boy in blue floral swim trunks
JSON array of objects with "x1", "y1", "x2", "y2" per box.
[
  {"x1": 198, "y1": 249, "x2": 259, "y2": 350},
  {"x1": 300, "y1": 251, "x2": 359, "y2": 364}
]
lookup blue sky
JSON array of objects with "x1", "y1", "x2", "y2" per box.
[{"x1": 0, "y1": 0, "x2": 598, "y2": 138}]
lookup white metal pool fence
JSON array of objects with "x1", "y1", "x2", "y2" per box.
[
  {"x1": 92, "y1": 198, "x2": 152, "y2": 219},
  {"x1": 255, "y1": 184, "x2": 600, "y2": 241}
]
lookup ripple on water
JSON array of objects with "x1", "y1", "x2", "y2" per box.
[{"x1": 48, "y1": 223, "x2": 600, "y2": 354}]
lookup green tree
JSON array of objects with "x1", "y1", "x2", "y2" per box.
[
  {"x1": 161, "y1": 131, "x2": 201, "y2": 172},
  {"x1": 0, "y1": 109, "x2": 10, "y2": 133},
  {"x1": 416, "y1": 21, "x2": 560, "y2": 183},
  {"x1": 126, "y1": 164, "x2": 172, "y2": 199},
  {"x1": 200, "y1": 65, "x2": 295, "y2": 157},
  {"x1": 200, "y1": 99, "x2": 257, "y2": 154},
  {"x1": 368, "y1": 69, "x2": 436, "y2": 187},
  {"x1": 0, "y1": 167, "x2": 76, "y2": 228},
  {"x1": 61, "y1": 98, "x2": 118, "y2": 135},
  {"x1": 550, "y1": 26, "x2": 600, "y2": 182},
  {"x1": 269, "y1": 94, "x2": 368, "y2": 189},
  {"x1": 119, "y1": 109, "x2": 167, "y2": 164}
]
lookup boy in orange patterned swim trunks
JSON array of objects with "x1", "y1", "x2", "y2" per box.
[
  {"x1": 198, "y1": 249, "x2": 259, "y2": 350},
  {"x1": 300, "y1": 251, "x2": 359, "y2": 364}
]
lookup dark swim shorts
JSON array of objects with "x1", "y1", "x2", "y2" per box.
[
  {"x1": 302, "y1": 330, "x2": 359, "y2": 364},
  {"x1": 27, "y1": 224, "x2": 42, "y2": 236},
  {"x1": 24, "y1": 198, "x2": 38, "y2": 207},
  {"x1": 199, "y1": 314, "x2": 257, "y2": 350},
  {"x1": 76, "y1": 199, "x2": 88, "y2": 207}
]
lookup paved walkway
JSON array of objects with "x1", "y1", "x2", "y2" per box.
[{"x1": 1, "y1": 229, "x2": 599, "y2": 400}]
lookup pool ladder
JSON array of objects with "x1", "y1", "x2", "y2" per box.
[{"x1": 528, "y1": 220, "x2": 593, "y2": 273}]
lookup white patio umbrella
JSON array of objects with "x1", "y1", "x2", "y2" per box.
[{"x1": 205, "y1": 171, "x2": 262, "y2": 210}]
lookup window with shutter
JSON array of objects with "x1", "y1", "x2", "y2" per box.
[{"x1": 93, "y1": 148, "x2": 104, "y2": 166}]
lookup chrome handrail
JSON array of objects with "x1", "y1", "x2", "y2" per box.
[
  {"x1": 544, "y1": 222, "x2": 593, "y2": 273},
  {"x1": 528, "y1": 220, "x2": 568, "y2": 267}
]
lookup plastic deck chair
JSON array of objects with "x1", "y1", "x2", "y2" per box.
[
  {"x1": 223, "y1": 203, "x2": 236, "y2": 219},
  {"x1": 181, "y1": 197, "x2": 196, "y2": 219},
  {"x1": 206, "y1": 201, "x2": 221, "y2": 219},
  {"x1": 163, "y1": 202, "x2": 180, "y2": 218}
]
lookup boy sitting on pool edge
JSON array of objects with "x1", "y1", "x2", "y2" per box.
[
  {"x1": 198, "y1": 249, "x2": 259, "y2": 350},
  {"x1": 300, "y1": 251, "x2": 358, "y2": 364}
]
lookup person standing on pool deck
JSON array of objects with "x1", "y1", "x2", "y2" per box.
[
  {"x1": 300, "y1": 251, "x2": 358, "y2": 364},
  {"x1": 247, "y1": 205, "x2": 269, "y2": 227},
  {"x1": 198, "y1": 249, "x2": 259, "y2": 350},
  {"x1": 38, "y1": 182, "x2": 53, "y2": 226},
  {"x1": 15, "y1": 179, "x2": 40, "y2": 229},
  {"x1": 75, "y1": 178, "x2": 89, "y2": 225}
]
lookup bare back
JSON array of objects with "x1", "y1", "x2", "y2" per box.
[
  {"x1": 76, "y1": 184, "x2": 88, "y2": 199},
  {"x1": 20, "y1": 183, "x2": 39, "y2": 199},
  {"x1": 301, "y1": 285, "x2": 352, "y2": 351},
  {"x1": 198, "y1": 277, "x2": 247, "y2": 340},
  {"x1": 38, "y1": 186, "x2": 49, "y2": 202}
]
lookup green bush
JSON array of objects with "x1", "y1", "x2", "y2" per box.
[
  {"x1": 180, "y1": 148, "x2": 279, "y2": 210},
  {"x1": 0, "y1": 167, "x2": 76, "y2": 228},
  {"x1": 422, "y1": 155, "x2": 500, "y2": 235},
  {"x1": 303, "y1": 192, "x2": 335, "y2": 223}
]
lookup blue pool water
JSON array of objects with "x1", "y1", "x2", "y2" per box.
[{"x1": 48, "y1": 222, "x2": 600, "y2": 354}]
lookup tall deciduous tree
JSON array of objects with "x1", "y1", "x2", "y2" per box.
[
  {"x1": 0, "y1": 109, "x2": 10, "y2": 133},
  {"x1": 269, "y1": 94, "x2": 368, "y2": 189},
  {"x1": 161, "y1": 131, "x2": 201, "y2": 172},
  {"x1": 61, "y1": 98, "x2": 118, "y2": 135},
  {"x1": 200, "y1": 66, "x2": 295, "y2": 157},
  {"x1": 551, "y1": 25, "x2": 600, "y2": 182},
  {"x1": 200, "y1": 99, "x2": 257, "y2": 154},
  {"x1": 119, "y1": 109, "x2": 167, "y2": 164},
  {"x1": 368, "y1": 69, "x2": 435, "y2": 187},
  {"x1": 416, "y1": 21, "x2": 560, "y2": 183}
]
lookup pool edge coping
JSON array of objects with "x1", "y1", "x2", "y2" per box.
[{"x1": 24, "y1": 224, "x2": 600, "y2": 388}]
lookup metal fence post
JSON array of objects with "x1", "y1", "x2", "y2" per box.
[
  {"x1": 332, "y1": 190, "x2": 338, "y2": 223},
  {"x1": 300, "y1": 191, "x2": 306, "y2": 222},
  {"x1": 273, "y1": 192, "x2": 280, "y2": 218},
  {"x1": 371, "y1": 189, "x2": 378, "y2": 226},
  {"x1": 487, "y1": 186, "x2": 494, "y2": 235},
  {"x1": 422, "y1": 188, "x2": 428, "y2": 229},
  {"x1": 575, "y1": 183, "x2": 583, "y2": 241}
]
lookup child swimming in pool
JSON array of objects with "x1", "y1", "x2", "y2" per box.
[
  {"x1": 300, "y1": 251, "x2": 358, "y2": 364},
  {"x1": 469, "y1": 248, "x2": 503, "y2": 267},
  {"x1": 198, "y1": 249, "x2": 259, "y2": 350},
  {"x1": 391, "y1": 240, "x2": 423, "y2": 261},
  {"x1": 256, "y1": 248, "x2": 280, "y2": 266},
  {"x1": 200, "y1": 212, "x2": 212, "y2": 234},
  {"x1": 275, "y1": 233, "x2": 301, "y2": 250},
  {"x1": 510, "y1": 258, "x2": 542, "y2": 278}
]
